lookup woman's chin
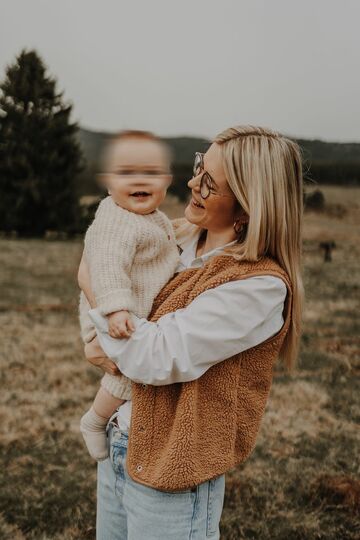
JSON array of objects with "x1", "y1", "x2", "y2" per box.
[{"x1": 184, "y1": 204, "x2": 200, "y2": 225}]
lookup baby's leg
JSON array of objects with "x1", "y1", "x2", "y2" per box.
[
  {"x1": 80, "y1": 388, "x2": 125, "y2": 461},
  {"x1": 94, "y1": 386, "x2": 125, "y2": 418}
]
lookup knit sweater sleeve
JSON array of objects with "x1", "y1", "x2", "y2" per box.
[{"x1": 84, "y1": 197, "x2": 139, "y2": 316}]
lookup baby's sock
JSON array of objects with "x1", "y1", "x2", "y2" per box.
[{"x1": 80, "y1": 406, "x2": 109, "y2": 461}]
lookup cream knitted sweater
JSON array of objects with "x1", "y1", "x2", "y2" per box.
[{"x1": 78, "y1": 195, "x2": 180, "y2": 399}]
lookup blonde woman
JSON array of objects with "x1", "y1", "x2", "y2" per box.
[{"x1": 84, "y1": 125, "x2": 304, "y2": 540}]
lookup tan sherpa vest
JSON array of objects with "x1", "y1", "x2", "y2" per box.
[{"x1": 126, "y1": 254, "x2": 292, "y2": 492}]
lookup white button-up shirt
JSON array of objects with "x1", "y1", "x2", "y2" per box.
[{"x1": 89, "y1": 231, "x2": 287, "y2": 431}]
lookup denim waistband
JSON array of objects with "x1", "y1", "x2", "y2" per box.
[{"x1": 107, "y1": 417, "x2": 129, "y2": 441}]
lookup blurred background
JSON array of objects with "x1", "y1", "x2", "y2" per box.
[{"x1": 0, "y1": 1, "x2": 359, "y2": 539}]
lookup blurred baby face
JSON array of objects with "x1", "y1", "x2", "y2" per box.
[{"x1": 101, "y1": 138, "x2": 172, "y2": 215}]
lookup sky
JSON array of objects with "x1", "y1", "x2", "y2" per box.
[{"x1": 0, "y1": 0, "x2": 359, "y2": 142}]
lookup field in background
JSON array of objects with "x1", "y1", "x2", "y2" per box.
[{"x1": 0, "y1": 186, "x2": 359, "y2": 539}]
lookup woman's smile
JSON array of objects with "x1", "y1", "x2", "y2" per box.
[{"x1": 191, "y1": 196, "x2": 205, "y2": 209}]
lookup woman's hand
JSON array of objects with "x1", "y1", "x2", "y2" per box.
[{"x1": 84, "y1": 336, "x2": 121, "y2": 376}]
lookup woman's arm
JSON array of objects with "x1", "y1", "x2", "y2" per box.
[
  {"x1": 78, "y1": 250, "x2": 121, "y2": 375},
  {"x1": 84, "y1": 336, "x2": 122, "y2": 376},
  {"x1": 87, "y1": 275, "x2": 287, "y2": 385}
]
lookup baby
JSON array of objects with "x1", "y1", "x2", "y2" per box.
[{"x1": 78, "y1": 130, "x2": 180, "y2": 461}]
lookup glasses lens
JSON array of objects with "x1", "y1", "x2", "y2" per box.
[
  {"x1": 193, "y1": 153, "x2": 203, "y2": 177},
  {"x1": 200, "y1": 174, "x2": 210, "y2": 199}
]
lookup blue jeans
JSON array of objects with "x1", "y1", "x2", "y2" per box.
[{"x1": 96, "y1": 422, "x2": 225, "y2": 540}]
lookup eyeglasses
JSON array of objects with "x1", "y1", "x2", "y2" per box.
[{"x1": 193, "y1": 152, "x2": 234, "y2": 199}]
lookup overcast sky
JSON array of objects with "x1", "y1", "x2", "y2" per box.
[{"x1": 1, "y1": 0, "x2": 359, "y2": 141}]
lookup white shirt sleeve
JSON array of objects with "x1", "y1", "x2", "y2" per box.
[{"x1": 88, "y1": 275, "x2": 287, "y2": 386}]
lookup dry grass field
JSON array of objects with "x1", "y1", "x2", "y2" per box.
[{"x1": 0, "y1": 186, "x2": 359, "y2": 539}]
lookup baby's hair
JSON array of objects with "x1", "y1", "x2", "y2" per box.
[
  {"x1": 110, "y1": 129, "x2": 163, "y2": 144},
  {"x1": 101, "y1": 129, "x2": 173, "y2": 172}
]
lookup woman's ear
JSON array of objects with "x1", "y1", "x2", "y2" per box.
[{"x1": 235, "y1": 204, "x2": 249, "y2": 225}]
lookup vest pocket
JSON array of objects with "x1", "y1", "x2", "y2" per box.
[{"x1": 206, "y1": 475, "x2": 225, "y2": 537}]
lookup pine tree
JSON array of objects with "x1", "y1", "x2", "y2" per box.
[{"x1": 0, "y1": 49, "x2": 83, "y2": 235}]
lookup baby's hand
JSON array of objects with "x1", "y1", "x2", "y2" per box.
[{"x1": 107, "y1": 310, "x2": 135, "y2": 339}]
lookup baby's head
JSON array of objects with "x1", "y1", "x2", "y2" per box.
[{"x1": 99, "y1": 130, "x2": 172, "y2": 215}]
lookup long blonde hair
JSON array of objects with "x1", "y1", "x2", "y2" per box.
[{"x1": 174, "y1": 125, "x2": 304, "y2": 370}]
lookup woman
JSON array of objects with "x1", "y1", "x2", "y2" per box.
[{"x1": 84, "y1": 125, "x2": 304, "y2": 539}]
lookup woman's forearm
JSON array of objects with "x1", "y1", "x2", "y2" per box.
[
  {"x1": 88, "y1": 276, "x2": 287, "y2": 386},
  {"x1": 84, "y1": 337, "x2": 122, "y2": 376}
]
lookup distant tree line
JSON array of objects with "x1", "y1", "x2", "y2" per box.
[
  {"x1": 77, "y1": 132, "x2": 360, "y2": 204},
  {"x1": 170, "y1": 162, "x2": 360, "y2": 203},
  {"x1": 305, "y1": 162, "x2": 360, "y2": 186}
]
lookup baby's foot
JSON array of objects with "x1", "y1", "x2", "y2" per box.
[{"x1": 80, "y1": 406, "x2": 109, "y2": 461}]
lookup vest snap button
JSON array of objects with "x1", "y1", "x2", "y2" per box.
[
  {"x1": 142, "y1": 384, "x2": 147, "y2": 388},
  {"x1": 136, "y1": 464, "x2": 143, "y2": 472}
]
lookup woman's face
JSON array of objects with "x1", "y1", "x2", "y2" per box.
[{"x1": 184, "y1": 142, "x2": 241, "y2": 232}]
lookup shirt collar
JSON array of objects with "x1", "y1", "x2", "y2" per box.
[{"x1": 180, "y1": 229, "x2": 238, "y2": 269}]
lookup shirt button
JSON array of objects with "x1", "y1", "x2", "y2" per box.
[{"x1": 136, "y1": 465, "x2": 143, "y2": 472}]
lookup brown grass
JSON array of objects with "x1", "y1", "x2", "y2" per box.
[{"x1": 0, "y1": 185, "x2": 359, "y2": 539}]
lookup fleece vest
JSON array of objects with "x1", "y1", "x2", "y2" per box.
[{"x1": 126, "y1": 254, "x2": 292, "y2": 491}]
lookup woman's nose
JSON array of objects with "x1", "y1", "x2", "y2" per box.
[{"x1": 187, "y1": 176, "x2": 200, "y2": 190}]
